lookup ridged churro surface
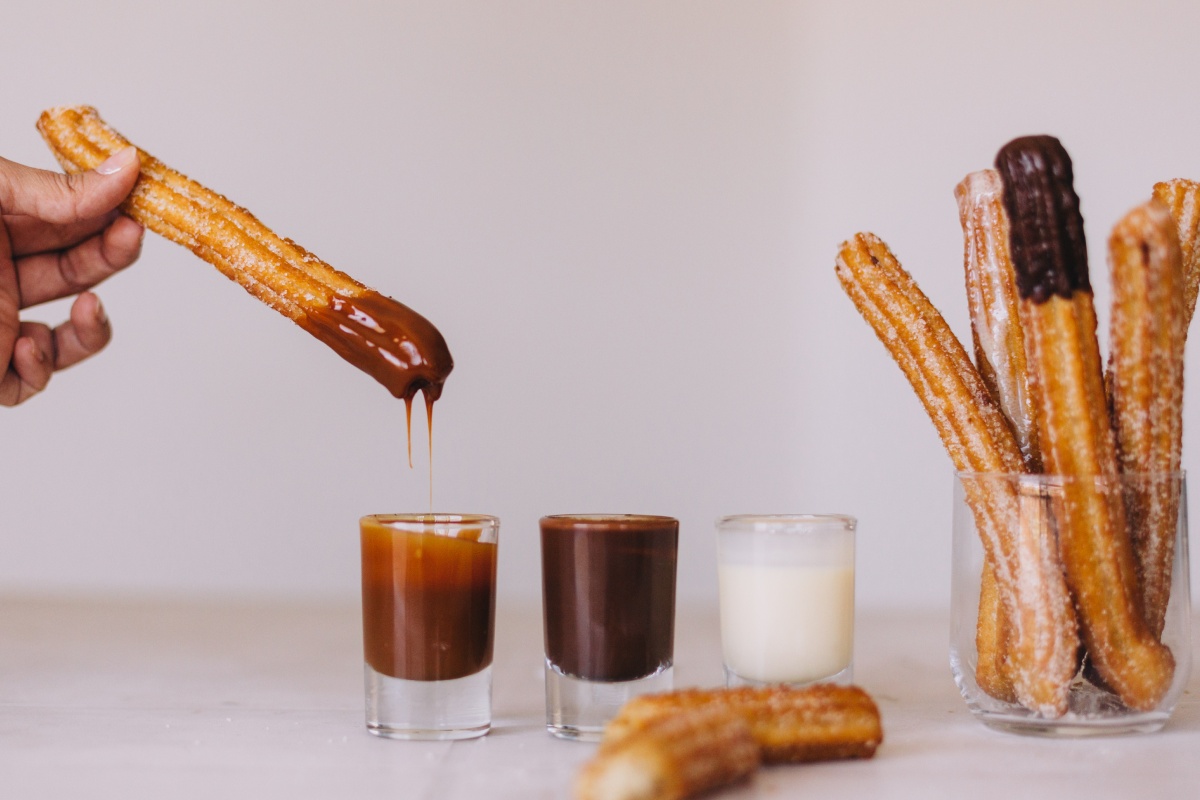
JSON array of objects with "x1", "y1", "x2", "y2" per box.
[
  {"x1": 1107, "y1": 200, "x2": 1186, "y2": 639},
  {"x1": 575, "y1": 705, "x2": 759, "y2": 800},
  {"x1": 836, "y1": 232, "x2": 1076, "y2": 714},
  {"x1": 1151, "y1": 179, "x2": 1200, "y2": 330},
  {"x1": 37, "y1": 106, "x2": 452, "y2": 402},
  {"x1": 604, "y1": 684, "x2": 881, "y2": 764}
]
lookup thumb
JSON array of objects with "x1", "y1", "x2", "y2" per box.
[{"x1": 0, "y1": 146, "x2": 139, "y2": 224}]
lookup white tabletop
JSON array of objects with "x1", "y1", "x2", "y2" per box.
[{"x1": 1, "y1": 594, "x2": 1198, "y2": 799}]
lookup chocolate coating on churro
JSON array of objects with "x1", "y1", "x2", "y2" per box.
[
  {"x1": 304, "y1": 292, "x2": 452, "y2": 401},
  {"x1": 996, "y1": 136, "x2": 1090, "y2": 302}
]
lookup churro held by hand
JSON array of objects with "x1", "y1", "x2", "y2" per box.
[
  {"x1": 836, "y1": 233, "x2": 1074, "y2": 716},
  {"x1": 1106, "y1": 199, "x2": 1186, "y2": 639},
  {"x1": 997, "y1": 135, "x2": 1174, "y2": 710},
  {"x1": 575, "y1": 705, "x2": 759, "y2": 800},
  {"x1": 36, "y1": 106, "x2": 452, "y2": 403}
]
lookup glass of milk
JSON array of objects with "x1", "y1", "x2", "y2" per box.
[{"x1": 716, "y1": 514, "x2": 856, "y2": 686}]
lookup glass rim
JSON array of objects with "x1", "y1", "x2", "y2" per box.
[
  {"x1": 539, "y1": 513, "x2": 678, "y2": 531},
  {"x1": 361, "y1": 513, "x2": 499, "y2": 528},
  {"x1": 954, "y1": 470, "x2": 1187, "y2": 480},
  {"x1": 716, "y1": 513, "x2": 856, "y2": 530}
]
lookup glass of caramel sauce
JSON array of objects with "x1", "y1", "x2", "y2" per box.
[{"x1": 360, "y1": 514, "x2": 498, "y2": 740}]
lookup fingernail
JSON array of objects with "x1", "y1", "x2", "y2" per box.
[
  {"x1": 95, "y1": 146, "x2": 138, "y2": 175},
  {"x1": 30, "y1": 342, "x2": 46, "y2": 365},
  {"x1": 95, "y1": 299, "x2": 109, "y2": 327}
]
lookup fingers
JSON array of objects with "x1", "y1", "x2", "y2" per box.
[
  {"x1": 0, "y1": 146, "x2": 139, "y2": 224},
  {"x1": 3, "y1": 208, "x2": 120, "y2": 257},
  {"x1": 0, "y1": 322, "x2": 54, "y2": 406},
  {"x1": 54, "y1": 291, "x2": 112, "y2": 370},
  {"x1": 0, "y1": 293, "x2": 112, "y2": 407},
  {"x1": 15, "y1": 215, "x2": 144, "y2": 307}
]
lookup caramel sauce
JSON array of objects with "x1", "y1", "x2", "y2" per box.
[{"x1": 361, "y1": 520, "x2": 497, "y2": 682}]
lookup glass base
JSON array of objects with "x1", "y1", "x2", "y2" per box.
[
  {"x1": 364, "y1": 664, "x2": 491, "y2": 740},
  {"x1": 977, "y1": 711, "x2": 1168, "y2": 738},
  {"x1": 952, "y1": 665, "x2": 1171, "y2": 738},
  {"x1": 544, "y1": 660, "x2": 673, "y2": 741},
  {"x1": 724, "y1": 662, "x2": 853, "y2": 689}
]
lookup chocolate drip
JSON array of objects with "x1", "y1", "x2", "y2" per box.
[
  {"x1": 995, "y1": 135, "x2": 1090, "y2": 303},
  {"x1": 300, "y1": 291, "x2": 454, "y2": 401}
]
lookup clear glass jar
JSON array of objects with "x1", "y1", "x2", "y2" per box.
[{"x1": 950, "y1": 472, "x2": 1190, "y2": 736}]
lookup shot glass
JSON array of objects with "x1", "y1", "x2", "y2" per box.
[
  {"x1": 360, "y1": 513, "x2": 499, "y2": 740},
  {"x1": 951, "y1": 472, "x2": 1191, "y2": 736},
  {"x1": 716, "y1": 514, "x2": 856, "y2": 687},
  {"x1": 540, "y1": 514, "x2": 679, "y2": 741}
]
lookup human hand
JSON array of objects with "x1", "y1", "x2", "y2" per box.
[{"x1": 0, "y1": 146, "x2": 143, "y2": 405}]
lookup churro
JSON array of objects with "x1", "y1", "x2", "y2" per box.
[
  {"x1": 603, "y1": 684, "x2": 881, "y2": 764},
  {"x1": 956, "y1": 169, "x2": 1078, "y2": 712},
  {"x1": 1151, "y1": 179, "x2": 1200, "y2": 331},
  {"x1": 974, "y1": 560, "x2": 1018, "y2": 703},
  {"x1": 36, "y1": 106, "x2": 453, "y2": 404},
  {"x1": 1106, "y1": 199, "x2": 1186, "y2": 639},
  {"x1": 575, "y1": 705, "x2": 759, "y2": 800},
  {"x1": 956, "y1": 170, "x2": 1041, "y2": 470},
  {"x1": 836, "y1": 233, "x2": 1074, "y2": 715},
  {"x1": 997, "y1": 135, "x2": 1174, "y2": 710}
]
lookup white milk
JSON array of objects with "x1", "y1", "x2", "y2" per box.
[
  {"x1": 716, "y1": 515, "x2": 855, "y2": 684},
  {"x1": 718, "y1": 563, "x2": 854, "y2": 683}
]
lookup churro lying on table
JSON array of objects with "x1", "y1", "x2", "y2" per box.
[
  {"x1": 575, "y1": 705, "x2": 760, "y2": 800},
  {"x1": 37, "y1": 105, "x2": 453, "y2": 405},
  {"x1": 604, "y1": 684, "x2": 882, "y2": 764},
  {"x1": 575, "y1": 684, "x2": 881, "y2": 800}
]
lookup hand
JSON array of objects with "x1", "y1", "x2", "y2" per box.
[{"x1": 0, "y1": 146, "x2": 144, "y2": 406}]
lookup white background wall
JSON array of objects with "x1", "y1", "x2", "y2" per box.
[{"x1": 0, "y1": 1, "x2": 1197, "y2": 610}]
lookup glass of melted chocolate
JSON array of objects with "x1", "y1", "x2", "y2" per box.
[
  {"x1": 360, "y1": 514, "x2": 499, "y2": 740},
  {"x1": 539, "y1": 514, "x2": 679, "y2": 740}
]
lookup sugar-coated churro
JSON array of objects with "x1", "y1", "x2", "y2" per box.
[
  {"x1": 1151, "y1": 179, "x2": 1200, "y2": 332},
  {"x1": 997, "y1": 135, "x2": 1174, "y2": 710},
  {"x1": 957, "y1": 169, "x2": 1081, "y2": 713},
  {"x1": 575, "y1": 705, "x2": 759, "y2": 800},
  {"x1": 1107, "y1": 199, "x2": 1186, "y2": 639},
  {"x1": 36, "y1": 106, "x2": 452, "y2": 403},
  {"x1": 974, "y1": 560, "x2": 1018, "y2": 703},
  {"x1": 836, "y1": 233, "x2": 1076, "y2": 716},
  {"x1": 603, "y1": 684, "x2": 881, "y2": 764},
  {"x1": 957, "y1": 169, "x2": 1041, "y2": 470}
]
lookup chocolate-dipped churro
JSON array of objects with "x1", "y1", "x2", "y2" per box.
[
  {"x1": 997, "y1": 136, "x2": 1174, "y2": 710},
  {"x1": 36, "y1": 106, "x2": 452, "y2": 405}
]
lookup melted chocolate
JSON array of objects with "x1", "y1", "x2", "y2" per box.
[
  {"x1": 995, "y1": 135, "x2": 1090, "y2": 303},
  {"x1": 300, "y1": 290, "x2": 453, "y2": 401},
  {"x1": 540, "y1": 515, "x2": 678, "y2": 682}
]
